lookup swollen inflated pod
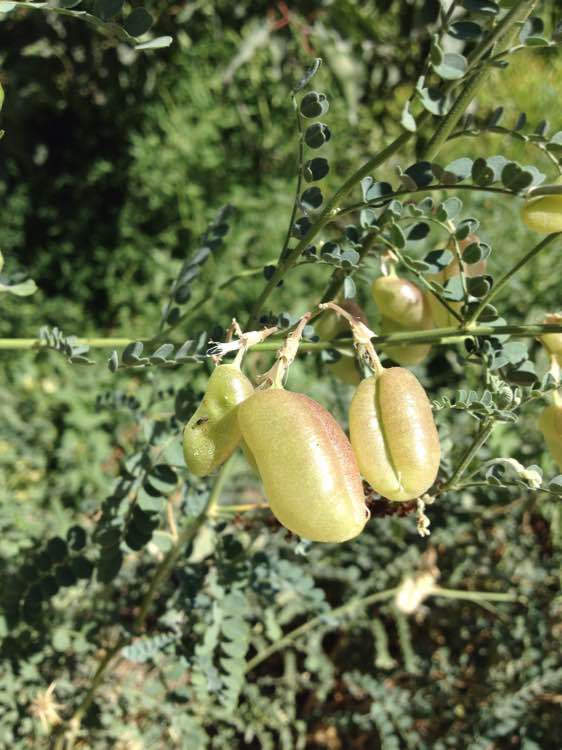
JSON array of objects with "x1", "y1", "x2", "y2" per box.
[
  {"x1": 371, "y1": 271, "x2": 433, "y2": 366},
  {"x1": 237, "y1": 315, "x2": 368, "y2": 543},
  {"x1": 350, "y1": 367, "x2": 441, "y2": 500},
  {"x1": 372, "y1": 273, "x2": 426, "y2": 328},
  {"x1": 183, "y1": 323, "x2": 277, "y2": 476},
  {"x1": 322, "y1": 302, "x2": 441, "y2": 502},
  {"x1": 521, "y1": 181, "x2": 562, "y2": 234},
  {"x1": 315, "y1": 299, "x2": 367, "y2": 385},
  {"x1": 183, "y1": 363, "x2": 254, "y2": 477},
  {"x1": 426, "y1": 235, "x2": 486, "y2": 329}
]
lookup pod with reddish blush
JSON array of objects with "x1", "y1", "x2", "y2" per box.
[
  {"x1": 349, "y1": 367, "x2": 440, "y2": 501},
  {"x1": 237, "y1": 389, "x2": 368, "y2": 542}
]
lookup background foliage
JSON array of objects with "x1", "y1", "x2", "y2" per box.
[{"x1": 1, "y1": 1, "x2": 562, "y2": 748}]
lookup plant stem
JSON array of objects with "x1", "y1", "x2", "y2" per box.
[
  {"x1": 248, "y1": 322, "x2": 562, "y2": 352},
  {"x1": 440, "y1": 418, "x2": 496, "y2": 493},
  {"x1": 466, "y1": 233, "x2": 562, "y2": 326},
  {"x1": 246, "y1": 129, "x2": 416, "y2": 326},
  {"x1": 0, "y1": 338, "x2": 137, "y2": 350},
  {"x1": 339, "y1": 183, "x2": 518, "y2": 217},
  {"x1": 3, "y1": 323, "x2": 562, "y2": 358},
  {"x1": 277, "y1": 95, "x2": 305, "y2": 268},
  {"x1": 53, "y1": 640, "x2": 126, "y2": 750},
  {"x1": 51, "y1": 463, "x2": 231, "y2": 749},
  {"x1": 465, "y1": 0, "x2": 536, "y2": 69},
  {"x1": 136, "y1": 460, "x2": 231, "y2": 631},
  {"x1": 424, "y1": 68, "x2": 490, "y2": 162},
  {"x1": 244, "y1": 588, "x2": 398, "y2": 674},
  {"x1": 431, "y1": 586, "x2": 524, "y2": 604},
  {"x1": 245, "y1": 583, "x2": 522, "y2": 674},
  {"x1": 423, "y1": 0, "x2": 537, "y2": 161},
  {"x1": 453, "y1": 480, "x2": 562, "y2": 499}
]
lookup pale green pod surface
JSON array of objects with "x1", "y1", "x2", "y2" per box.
[
  {"x1": 183, "y1": 364, "x2": 253, "y2": 477},
  {"x1": 541, "y1": 333, "x2": 562, "y2": 357},
  {"x1": 521, "y1": 194, "x2": 562, "y2": 234},
  {"x1": 372, "y1": 276, "x2": 425, "y2": 328},
  {"x1": 540, "y1": 314, "x2": 562, "y2": 358},
  {"x1": 539, "y1": 403, "x2": 562, "y2": 471},
  {"x1": 349, "y1": 368, "x2": 440, "y2": 501},
  {"x1": 328, "y1": 355, "x2": 363, "y2": 386},
  {"x1": 238, "y1": 390, "x2": 367, "y2": 543}
]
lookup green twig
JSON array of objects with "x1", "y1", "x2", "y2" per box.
[
  {"x1": 423, "y1": 0, "x2": 537, "y2": 161},
  {"x1": 432, "y1": 586, "x2": 524, "y2": 605},
  {"x1": 440, "y1": 418, "x2": 496, "y2": 494},
  {"x1": 246, "y1": 129, "x2": 417, "y2": 326},
  {"x1": 0, "y1": 338, "x2": 137, "y2": 350},
  {"x1": 3, "y1": 323, "x2": 562, "y2": 358},
  {"x1": 245, "y1": 583, "x2": 523, "y2": 674},
  {"x1": 466, "y1": 233, "x2": 562, "y2": 326},
  {"x1": 51, "y1": 462, "x2": 232, "y2": 749},
  {"x1": 245, "y1": 588, "x2": 398, "y2": 674}
]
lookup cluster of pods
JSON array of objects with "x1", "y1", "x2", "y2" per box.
[
  {"x1": 183, "y1": 303, "x2": 441, "y2": 544},
  {"x1": 182, "y1": 193, "x2": 562, "y2": 543}
]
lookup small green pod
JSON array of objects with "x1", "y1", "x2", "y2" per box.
[
  {"x1": 349, "y1": 367, "x2": 440, "y2": 501},
  {"x1": 183, "y1": 364, "x2": 253, "y2": 477},
  {"x1": 238, "y1": 389, "x2": 368, "y2": 543},
  {"x1": 539, "y1": 403, "x2": 562, "y2": 471},
  {"x1": 372, "y1": 275, "x2": 426, "y2": 328},
  {"x1": 521, "y1": 194, "x2": 562, "y2": 234}
]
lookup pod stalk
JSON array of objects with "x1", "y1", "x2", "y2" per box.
[
  {"x1": 258, "y1": 312, "x2": 312, "y2": 389},
  {"x1": 319, "y1": 301, "x2": 384, "y2": 376}
]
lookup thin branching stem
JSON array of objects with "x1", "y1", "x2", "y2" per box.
[
  {"x1": 440, "y1": 418, "x2": 496, "y2": 494},
  {"x1": 51, "y1": 461, "x2": 232, "y2": 749},
  {"x1": 245, "y1": 583, "x2": 523, "y2": 674},
  {"x1": 4, "y1": 323, "x2": 562, "y2": 357},
  {"x1": 466, "y1": 233, "x2": 562, "y2": 326}
]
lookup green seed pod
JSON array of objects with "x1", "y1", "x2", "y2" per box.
[
  {"x1": 521, "y1": 194, "x2": 562, "y2": 234},
  {"x1": 371, "y1": 273, "x2": 433, "y2": 365},
  {"x1": 539, "y1": 403, "x2": 562, "y2": 470},
  {"x1": 372, "y1": 275, "x2": 426, "y2": 328},
  {"x1": 238, "y1": 389, "x2": 368, "y2": 542},
  {"x1": 349, "y1": 367, "x2": 440, "y2": 501},
  {"x1": 183, "y1": 364, "x2": 253, "y2": 477}
]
